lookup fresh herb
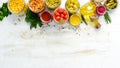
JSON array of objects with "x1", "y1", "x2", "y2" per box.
[
  {"x1": 104, "y1": 12, "x2": 111, "y2": 24},
  {"x1": 25, "y1": 9, "x2": 43, "y2": 29},
  {"x1": 0, "y1": 3, "x2": 11, "y2": 21},
  {"x1": 81, "y1": 15, "x2": 88, "y2": 25}
]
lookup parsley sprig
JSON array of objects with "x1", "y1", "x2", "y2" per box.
[
  {"x1": 104, "y1": 12, "x2": 111, "y2": 24},
  {"x1": 0, "y1": 3, "x2": 11, "y2": 21},
  {"x1": 25, "y1": 9, "x2": 43, "y2": 29}
]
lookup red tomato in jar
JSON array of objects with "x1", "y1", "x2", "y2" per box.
[
  {"x1": 60, "y1": 17, "x2": 64, "y2": 20},
  {"x1": 64, "y1": 15, "x2": 68, "y2": 19},
  {"x1": 55, "y1": 12, "x2": 60, "y2": 16},
  {"x1": 63, "y1": 11, "x2": 67, "y2": 15},
  {"x1": 58, "y1": 9, "x2": 64, "y2": 13},
  {"x1": 60, "y1": 14, "x2": 64, "y2": 18},
  {"x1": 55, "y1": 16, "x2": 60, "y2": 21}
]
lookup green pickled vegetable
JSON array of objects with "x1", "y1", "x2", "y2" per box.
[
  {"x1": 46, "y1": 0, "x2": 61, "y2": 9},
  {"x1": 104, "y1": 0, "x2": 118, "y2": 10}
]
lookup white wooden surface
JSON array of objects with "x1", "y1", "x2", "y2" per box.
[{"x1": 0, "y1": 0, "x2": 120, "y2": 68}]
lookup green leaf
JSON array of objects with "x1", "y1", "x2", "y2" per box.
[
  {"x1": 0, "y1": 16, "x2": 4, "y2": 20},
  {"x1": 38, "y1": 20, "x2": 43, "y2": 27},
  {"x1": 81, "y1": 15, "x2": 88, "y2": 25},
  {"x1": 0, "y1": 11, "x2": 3, "y2": 15},
  {"x1": 0, "y1": 3, "x2": 11, "y2": 21},
  {"x1": 25, "y1": 9, "x2": 43, "y2": 29},
  {"x1": 30, "y1": 23, "x2": 37, "y2": 29},
  {"x1": 104, "y1": 12, "x2": 111, "y2": 24}
]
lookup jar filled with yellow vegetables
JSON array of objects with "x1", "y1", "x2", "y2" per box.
[
  {"x1": 8, "y1": 0, "x2": 28, "y2": 16},
  {"x1": 45, "y1": 0, "x2": 61, "y2": 9},
  {"x1": 104, "y1": 0, "x2": 118, "y2": 10},
  {"x1": 80, "y1": 2, "x2": 101, "y2": 29},
  {"x1": 65, "y1": 0, "x2": 80, "y2": 14}
]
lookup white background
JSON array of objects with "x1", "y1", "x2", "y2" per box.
[{"x1": 0, "y1": 0, "x2": 120, "y2": 68}]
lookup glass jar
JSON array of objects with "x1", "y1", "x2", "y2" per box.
[
  {"x1": 70, "y1": 14, "x2": 82, "y2": 26},
  {"x1": 65, "y1": 0, "x2": 80, "y2": 14},
  {"x1": 8, "y1": 0, "x2": 28, "y2": 16},
  {"x1": 28, "y1": 0, "x2": 45, "y2": 13},
  {"x1": 80, "y1": 2, "x2": 101, "y2": 29},
  {"x1": 45, "y1": 0, "x2": 61, "y2": 9},
  {"x1": 53, "y1": 8, "x2": 69, "y2": 24}
]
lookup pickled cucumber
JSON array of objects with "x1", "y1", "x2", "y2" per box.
[
  {"x1": 46, "y1": 0, "x2": 61, "y2": 9},
  {"x1": 104, "y1": 0, "x2": 118, "y2": 10}
]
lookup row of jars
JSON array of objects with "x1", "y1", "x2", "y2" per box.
[
  {"x1": 7, "y1": 0, "x2": 81, "y2": 26},
  {"x1": 7, "y1": 0, "x2": 118, "y2": 28},
  {"x1": 7, "y1": 0, "x2": 81, "y2": 14}
]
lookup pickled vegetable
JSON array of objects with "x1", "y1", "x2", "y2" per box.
[
  {"x1": 29, "y1": 0, "x2": 45, "y2": 13},
  {"x1": 65, "y1": 0, "x2": 80, "y2": 13},
  {"x1": 91, "y1": 0, "x2": 104, "y2": 3},
  {"x1": 45, "y1": 0, "x2": 61, "y2": 9},
  {"x1": 8, "y1": 0, "x2": 25, "y2": 13},
  {"x1": 104, "y1": 0, "x2": 118, "y2": 10}
]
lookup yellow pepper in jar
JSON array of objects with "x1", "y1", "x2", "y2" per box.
[{"x1": 8, "y1": 0, "x2": 25, "y2": 13}]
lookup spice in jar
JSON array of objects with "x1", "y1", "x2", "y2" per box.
[
  {"x1": 29, "y1": 0, "x2": 45, "y2": 13},
  {"x1": 40, "y1": 11, "x2": 52, "y2": 24}
]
